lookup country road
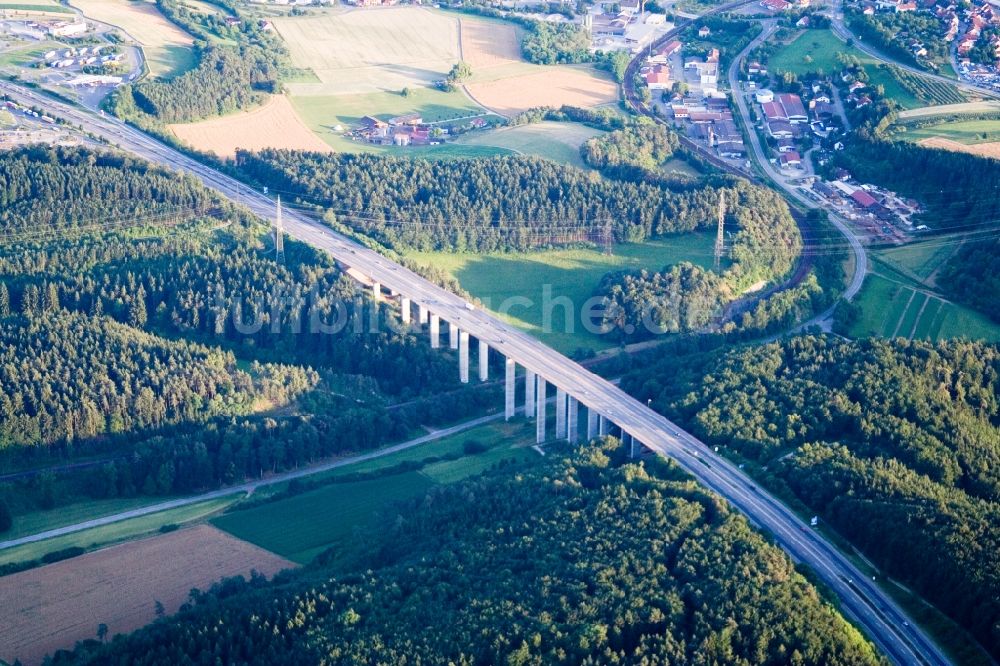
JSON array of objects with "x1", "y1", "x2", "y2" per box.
[
  {"x1": 726, "y1": 21, "x2": 867, "y2": 314},
  {"x1": 828, "y1": 0, "x2": 1000, "y2": 100},
  {"x1": 0, "y1": 412, "x2": 507, "y2": 551},
  {"x1": 0, "y1": 75, "x2": 950, "y2": 666}
]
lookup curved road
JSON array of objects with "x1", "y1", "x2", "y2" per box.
[
  {"x1": 828, "y1": 1, "x2": 1000, "y2": 100},
  {"x1": 0, "y1": 80, "x2": 949, "y2": 666},
  {"x1": 726, "y1": 22, "x2": 867, "y2": 307}
]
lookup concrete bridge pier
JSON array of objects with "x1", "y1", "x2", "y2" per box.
[
  {"x1": 599, "y1": 415, "x2": 609, "y2": 437},
  {"x1": 449, "y1": 321, "x2": 459, "y2": 349},
  {"x1": 536, "y1": 377, "x2": 547, "y2": 443},
  {"x1": 371, "y1": 281, "x2": 381, "y2": 302},
  {"x1": 555, "y1": 388, "x2": 567, "y2": 439},
  {"x1": 626, "y1": 433, "x2": 641, "y2": 460},
  {"x1": 400, "y1": 296, "x2": 411, "y2": 325},
  {"x1": 479, "y1": 340, "x2": 489, "y2": 381},
  {"x1": 459, "y1": 330, "x2": 470, "y2": 383},
  {"x1": 504, "y1": 358, "x2": 516, "y2": 420},
  {"x1": 567, "y1": 397, "x2": 578, "y2": 443},
  {"x1": 418, "y1": 304, "x2": 429, "y2": 325},
  {"x1": 429, "y1": 314, "x2": 440, "y2": 348},
  {"x1": 524, "y1": 370, "x2": 536, "y2": 418},
  {"x1": 586, "y1": 408, "x2": 599, "y2": 441}
]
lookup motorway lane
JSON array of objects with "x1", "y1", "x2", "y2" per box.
[{"x1": 0, "y1": 80, "x2": 949, "y2": 666}]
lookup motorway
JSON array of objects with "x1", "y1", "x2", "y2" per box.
[{"x1": 0, "y1": 80, "x2": 951, "y2": 665}]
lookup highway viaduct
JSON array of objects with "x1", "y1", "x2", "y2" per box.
[{"x1": 0, "y1": 79, "x2": 951, "y2": 666}]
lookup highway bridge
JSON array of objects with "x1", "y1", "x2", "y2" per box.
[{"x1": 0, "y1": 79, "x2": 952, "y2": 666}]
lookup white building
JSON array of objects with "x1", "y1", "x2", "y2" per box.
[
  {"x1": 48, "y1": 21, "x2": 88, "y2": 38},
  {"x1": 755, "y1": 89, "x2": 774, "y2": 103}
]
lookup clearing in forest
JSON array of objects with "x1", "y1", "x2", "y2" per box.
[
  {"x1": 170, "y1": 94, "x2": 333, "y2": 157},
  {"x1": 0, "y1": 525, "x2": 294, "y2": 666},
  {"x1": 69, "y1": 0, "x2": 194, "y2": 78},
  {"x1": 453, "y1": 120, "x2": 605, "y2": 167}
]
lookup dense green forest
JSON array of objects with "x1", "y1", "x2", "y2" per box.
[
  {"x1": 581, "y1": 123, "x2": 679, "y2": 170},
  {"x1": 845, "y1": 9, "x2": 947, "y2": 71},
  {"x1": 935, "y1": 235, "x2": 1000, "y2": 322},
  {"x1": 520, "y1": 20, "x2": 593, "y2": 64},
  {"x1": 621, "y1": 336, "x2": 1000, "y2": 658},
  {"x1": 0, "y1": 146, "x2": 212, "y2": 231},
  {"x1": 234, "y1": 150, "x2": 801, "y2": 283},
  {"x1": 0, "y1": 312, "x2": 313, "y2": 448},
  {"x1": 49, "y1": 440, "x2": 882, "y2": 665},
  {"x1": 114, "y1": 45, "x2": 278, "y2": 123},
  {"x1": 831, "y1": 133, "x2": 1000, "y2": 322},
  {"x1": 108, "y1": 0, "x2": 284, "y2": 124},
  {"x1": 595, "y1": 263, "x2": 727, "y2": 340},
  {"x1": 0, "y1": 146, "x2": 504, "y2": 529}
]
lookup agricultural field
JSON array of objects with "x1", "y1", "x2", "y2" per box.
[
  {"x1": 848, "y1": 272, "x2": 1000, "y2": 341},
  {"x1": 69, "y1": 0, "x2": 194, "y2": 78},
  {"x1": 453, "y1": 121, "x2": 605, "y2": 167},
  {"x1": 269, "y1": 6, "x2": 618, "y2": 152},
  {"x1": 769, "y1": 30, "x2": 965, "y2": 110},
  {"x1": 897, "y1": 100, "x2": 1000, "y2": 119},
  {"x1": 274, "y1": 7, "x2": 459, "y2": 96},
  {"x1": 170, "y1": 95, "x2": 333, "y2": 157},
  {"x1": 459, "y1": 16, "x2": 618, "y2": 116},
  {"x1": 0, "y1": 0, "x2": 73, "y2": 14},
  {"x1": 916, "y1": 137, "x2": 1000, "y2": 158},
  {"x1": 2, "y1": 496, "x2": 165, "y2": 542},
  {"x1": 897, "y1": 118, "x2": 1000, "y2": 144},
  {"x1": 407, "y1": 233, "x2": 717, "y2": 353},
  {"x1": 0, "y1": 525, "x2": 293, "y2": 666},
  {"x1": 0, "y1": 495, "x2": 239, "y2": 567},
  {"x1": 466, "y1": 66, "x2": 619, "y2": 117},
  {"x1": 212, "y1": 420, "x2": 537, "y2": 565},
  {"x1": 290, "y1": 86, "x2": 490, "y2": 152},
  {"x1": 875, "y1": 237, "x2": 959, "y2": 284}
]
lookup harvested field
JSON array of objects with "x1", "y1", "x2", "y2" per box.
[
  {"x1": 917, "y1": 136, "x2": 1000, "y2": 159},
  {"x1": 0, "y1": 525, "x2": 294, "y2": 666},
  {"x1": 459, "y1": 17, "x2": 521, "y2": 70},
  {"x1": 69, "y1": 0, "x2": 194, "y2": 78},
  {"x1": 275, "y1": 7, "x2": 459, "y2": 96},
  {"x1": 465, "y1": 66, "x2": 618, "y2": 117},
  {"x1": 170, "y1": 95, "x2": 331, "y2": 157}
]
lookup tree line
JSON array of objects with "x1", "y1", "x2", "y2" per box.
[
  {"x1": 234, "y1": 150, "x2": 800, "y2": 261},
  {"x1": 108, "y1": 0, "x2": 285, "y2": 124},
  {"x1": 0, "y1": 146, "x2": 213, "y2": 232},
  {"x1": 48, "y1": 440, "x2": 882, "y2": 665},
  {"x1": 621, "y1": 335, "x2": 1000, "y2": 659}
]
